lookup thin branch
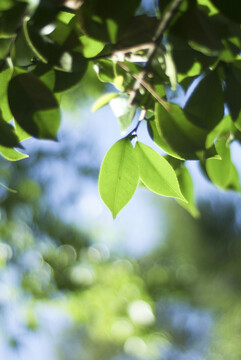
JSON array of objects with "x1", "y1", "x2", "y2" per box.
[
  {"x1": 88, "y1": 42, "x2": 155, "y2": 61},
  {"x1": 128, "y1": 0, "x2": 183, "y2": 105},
  {"x1": 118, "y1": 62, "x2": 170, "y2": 111},
  {"x1": 127, "y1": 108, "x2": 146, "y2": 139}
]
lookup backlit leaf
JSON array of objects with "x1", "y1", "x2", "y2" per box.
[
  {"x1": 135, "y1": 142, "x2": 186, "y2": 201},
  {"x1": 98, "y1": 138, "x2": 139, "y2": 218},
  {"x1": 92, "y1": 92, "x2": 119, "y2": 112},
  {"x1": 175, "y1": 164, "x2": 200, "y2": 217},
  {"x1": 0, "y1": 146, "x2": 28, "y2": 161},
  {"x1": 205, "y1": 138, "x2": 231, "y2": 188}
]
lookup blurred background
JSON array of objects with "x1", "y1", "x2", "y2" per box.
[
  {"x1": 0, "y1": 63, "x2": 241, "y2": 360},
  {"x1": 1, "y1": 0, "x2": 241, "y2": 357}
]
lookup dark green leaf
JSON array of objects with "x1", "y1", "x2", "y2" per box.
[
  {"x1": 224, "y1": 62, "x2": 241, "y2": 126},
  {"x1": 210, "y1": 0, "x2": 241, "y2": 23},
  {"x1": 79, "y1": 0, "x2": 141, "y2": 43},
  {"x1": 184, "y1": 70, "x2": 224, "y2": 130},
  {"x1": 54, "y1": 66, "x2": 88, "y2": 93},
  {"x1": 25, "y1": 21, "x2": 87, "y2": 73},
  {"x1": 170, "y1": 4, "x2": 223, "y2": 56},
  {"x1": 0, "y1": 114, "x2": 20, "y2": 148},
  {"x1": 30, "y1": 0, "x2": 62, "y2": 29},
  {"x1": 155, "y1": 102, "x2": 208, "y2": 157},
  {"x1": 0, "y1": 2, "x2": 27, "y2": 36},
  {"x1": 8, "y1": 73, "x2": 60, "y2": 140},
  {"x1": 115, "y1": 15, "x2": 158, "y2": 48},
  {"x1": 147, "y1": 118, "x2": 184, "y2": 160}
]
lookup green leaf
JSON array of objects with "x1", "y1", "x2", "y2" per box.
[
  {"x1": 205, "y1": 138, "x2": 231, "y2": 189},
  {"x1": 210, "y1": 14, "x2": 241, "y2": 62},
  {"x1": 79, "y1": 0, "x2": 141, "y2": 43},
  {"x1": 210, "y1": 0, "x2": 241, "y2": 22},
  {"x1": 32, "y1": 63, "x2": 56, "y2": 91},
  {"x1": 14, "y1": 121, "x2": 31, "y2": 142},
  {"x1": 8, "y1": 73, "x2": 61, "y2": 140},
  {"x1": 92, "y1": 92, "x2": 119, "y2": 112},
  {"x1": 98, "y1": 138, "x2": 139, "y2": 218},
  {"x1": 135, "y1": 142, "x2": 186, "y2": 201},
  {"x1": 0, "y1": 116, "x2": 20, "y2": 148},
  {"x1": 0, "y1": 2, "x2": 27, "y2": 36},
  {"x1": 0, "y1": 0, "x2": 15, "y2": 11},
  {"x1": 224, "y1": 62, "x2": 241, "y2": 126},
  {"x1": 24, "y1": 20, "x2": 87, "y2": 74},
  {"x1": 0, "y1": 37, "x2": 12, "y2": 61},
  {"x1": 30, "y1": 0, "x2": 61, "y2": 29},
  {"x1": 77, "y1": 35, "x2": 105, "y2": 58},
  {"x1": 184, "y1": 70, "x2": 224, "y2": 130},
  {"x1": 175, "y1": 165, "x2": 200, "y2": 217},
  {"x1": 0, "y1": 65, "x2": 13, "y2": 101},
  {"x1": 94, "y1": 59, "x2": 115, "y2": 83},
  {"x1": 169, "y1": 5, "x2": 223, "y2": 56},
  {"x1": 115, "y1": 15, "x2": 159, "y2": 48},
  {"x1": 0, "y1": 146, "x2": 28, "y2": 161},
  {"x1": 205, "y1": 115, "x2": 233, "y2": 148},
  {"x1": 155, "y1": 102, "x2": 208, "y2": 157},
  {"x1": 147, "y1": 118, "x2": 185, "y2": 160},
  {"x1": 109, "y1": 97, "x2": 136, "y2": 132},
  {"x1": 54, "y1": 67, "x2": 87, "y2": 93},
  {"x1": 0, "y1": 64, "x2": 13, "y2": 121},
  {"x1": 226, "y1": 163, "x2": 240, "y2": 192},
  {"x1": 164, "y1": 46, "x2": 177, "y2": 90}
]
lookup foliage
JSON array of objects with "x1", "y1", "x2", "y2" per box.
[{"x1": 1, "y1": 0, "x2": 241, "y2": 217}]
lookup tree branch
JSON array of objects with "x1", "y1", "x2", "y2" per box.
[{"x1": 128, "y1": 0, "x2": 183, "y2": 105}]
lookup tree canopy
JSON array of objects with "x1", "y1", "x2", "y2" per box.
[{"x1": 1, "y1": 0, "x2": 241, "y2": 217}]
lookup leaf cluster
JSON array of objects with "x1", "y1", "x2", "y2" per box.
[{"x1": 1, "y1": 0, "x2": 241, "y2": 216}]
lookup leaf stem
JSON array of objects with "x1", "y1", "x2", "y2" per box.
[{"x1": 127, "y1": 108, "x2": 146, "y2": 139}]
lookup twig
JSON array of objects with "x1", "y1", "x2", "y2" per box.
[
  {"x1": 88, "y1": 42, "x2": 155, "y2": 61},
  {"x1": 127, "y1": 108, "x2": 146, "y2": 139},
  {"x1": 118, "y1": 62, "x2": 170, "y2": 111},
  {"x1": 129, "y1": 0, "x2": 183, "y2": 105}
]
